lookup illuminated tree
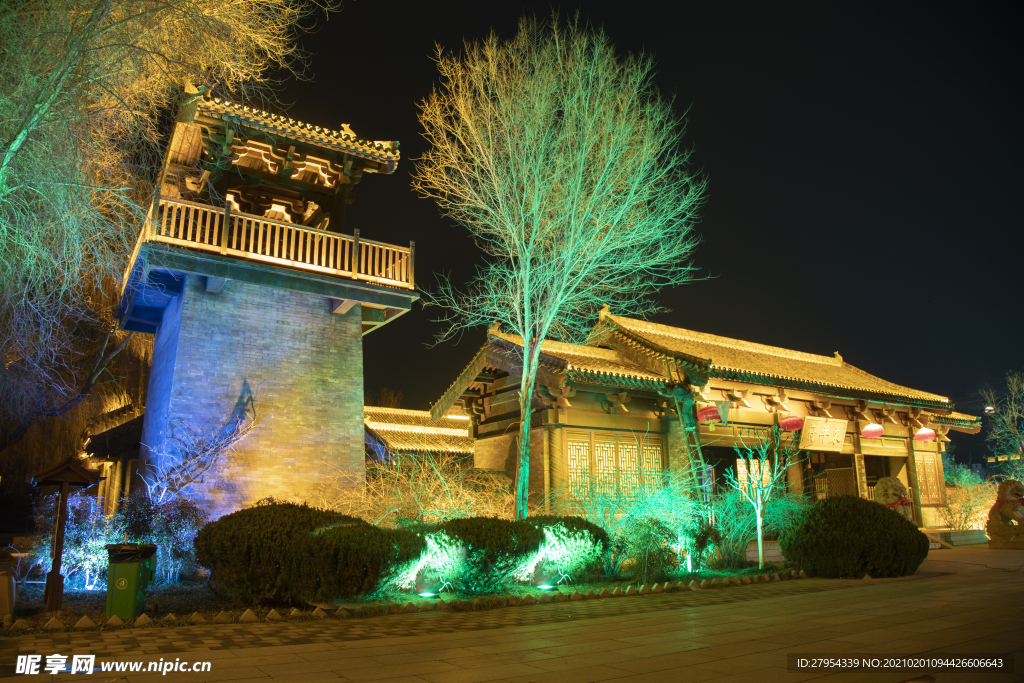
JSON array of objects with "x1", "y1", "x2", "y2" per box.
[
  {"x1": 415, "y1": 15, "x2": 706, "y2": 519},
  {"x1": 982, "y1": 371, "x2": 1024, "y2": 481},
  {"x1": 0, "y1": 0, "x2": 335, "y2": 451},
  {"x1": 722, "y1": 426, "x2": 805, "y2": 569}
]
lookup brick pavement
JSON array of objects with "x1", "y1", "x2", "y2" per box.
[{"x1": 2, "y1": 546, "x2": 1023, "y2": 683}]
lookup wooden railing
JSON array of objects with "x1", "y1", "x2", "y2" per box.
[{"x1": 141, "y1": 196, "x2": 414, "y2": 289}]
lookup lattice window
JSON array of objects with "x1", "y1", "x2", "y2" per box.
[
  {"x1": 825, "y1": 468, "x2": 857, "y2": 497},
  {"x1": 567, "y1": 438, "x2": 590, "y2": 498},
  {"x1": 594, "y1": 441, "x2": 617, "y2": 497},
  {"x1": 618, "y1": 442, "x2": 640, "y2": 498},
  {"x1": 641, "y1": 443, "x2": 663, "y2": 490}
]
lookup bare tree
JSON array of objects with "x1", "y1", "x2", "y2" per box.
[
  {"x1": 982, "y1": 371, "x2": 1024, "y2": 481},
  {"x1": 722, "y1": 426, "x2": 804, "y2": 569},
  {"x1": 415, "y1": 14, "x2": 706, "y2": 519},
  {"x1": 0, "y1": 0, "x2": 336, "y2": 449}
]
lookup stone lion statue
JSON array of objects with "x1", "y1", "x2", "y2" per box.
[
  {"x1": 875, "y1": 477, "x2": 913, "y2": 520},
  {"x1": 987, "y1": 480, "x2": 1024, "y2": 549}
]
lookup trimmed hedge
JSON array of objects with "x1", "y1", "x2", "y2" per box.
[
  {"x1": 779, "y1": 495, "x2": 929, "y2": 578},
  {"x1": 440, "y1": 517, "x2": 544, "y2": 592},
  {"x1": 298, "y1": 525, "x2": 425, "y2": 600},
  {"x1": 194, "y1": 502, "x2": 361, "y2": 604}
]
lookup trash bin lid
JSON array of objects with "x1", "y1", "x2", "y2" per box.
[{"x1": 105, "y1": 544, "x2": 157, "y2": 563}]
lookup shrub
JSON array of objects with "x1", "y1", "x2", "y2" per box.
[
  {"x1": 706, "y1": 489, "x2": 806, "y2": 570},
  {"x1": 528, "y1": 515, "x2": 610, "y2": 552},
  {"x1": 940, "y1": 464, "x2": 996, "y2": 530},
  {"x1": 779, "y1": 495, "x2": 929, "y2": 578},
  {"x1": 194, "y1": 501, "x2": 361, "y2": 604},
  {"x1": 625, "y1": 517, "x2": 677, "y2": 584},
  {"x1": 30, "y1": 490, "x2": 206, "y2": 588},
  {"x1": 108, "y1": 492, "x2": 206, "y2": 583},
  {"x1": 527, "y1": 515, "x2": 610, "y2": 582},
  {"x1": 297, "y1": 525, "x2": 425, "y2": 600},
  {"x1": 30, "y1": 490, "x2": 108, "y2": 589},
  {"x1": 439, "y1": 517, "x2": 544, "y2": 592},
  {"x1": 321, "y1": 452, "x2": 514, "y2": 526}
]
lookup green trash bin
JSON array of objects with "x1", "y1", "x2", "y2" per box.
[{"x1": 105, "y1": 544, "x2": 157, "y2": 620}]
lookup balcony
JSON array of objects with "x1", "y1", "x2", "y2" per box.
[
  {"x1": 119, "y1": 196, "x2": 418, "y2": 336},
  {"x1": 130, "y1": 195, "x2": 414, "y2": 290}
]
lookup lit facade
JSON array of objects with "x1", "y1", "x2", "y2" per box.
[
  {"x1": 432, "y1": 309, "x2": 981, "y2": 526},
  {"x1": 115, "y1": 88, "x2": 418, "y2": 518}
]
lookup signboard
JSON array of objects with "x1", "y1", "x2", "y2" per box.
[{"x1": 798, "y1": 416, "x2": 849, "y2": 453}]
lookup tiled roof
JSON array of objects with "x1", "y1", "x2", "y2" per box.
[
  {"x1": 489, "y1": 330, "x2": 667, "y2": 386},
  {"x1": 364, "y1": 407, "x2": 473, "y2": 454},
  {"x1": 600, "y1": 314, "x2": 952, "y2": 407},
  {"x1": 429, "y1": 330, "x2": 668, "y2": 421},
  {"x1": 932, "y1": 411, "x2": 983, "y2": 432},
  {"x1": 197, "y1": 97, "x2": 400, "y2": 169}
]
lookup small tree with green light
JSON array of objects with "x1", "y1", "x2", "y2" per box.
[
  {"x1": 722, "y1": 426, "x2": 804, "y2": 570},
  {"x1": 982, "y1": 371, "x2": 1024, "y2": 481},
  {"x1": 415, "y1": 14, "x2": 706, "y2": 519}
]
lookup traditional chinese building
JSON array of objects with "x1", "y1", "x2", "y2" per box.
[
  {"x1": 115, "y1": 87, "x2": 418, "y2": 518},
  {"x1": 363, "y1": 407, "x2": 474, "y2": 462},
  {"x1": 430, "y1": 309, "x2": 981, "y2": 527}
]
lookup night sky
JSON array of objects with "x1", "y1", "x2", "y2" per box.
[{"x1": 277, "y1": 1, "x2": 1022, "y2": 463}]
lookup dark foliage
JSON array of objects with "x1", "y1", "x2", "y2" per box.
[
  {"x1": 297, "y1": 525, "x2": 425, "y2": 600},
  {"x1": 527, "y1": 514, "x2": 611, "y2": 552},
  {"x1": 779, "y1": 495, "x2": 929, "y2": 578},
  {"x1": 193, "y1": 501, "x2": 361, "y2": 604},
  {"x1": 441, "y1": 516, "x2": 544, "y2": 591}
]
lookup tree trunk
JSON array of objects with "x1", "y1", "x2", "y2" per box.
[
  {"x1": 755, "y1": 491, "x2": 764, "y2": 570},
  {"x1": 514, "y1": 354, "x2": 539, "y2": 521}
]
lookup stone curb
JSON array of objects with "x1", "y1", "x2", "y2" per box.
[{"x1": 3, "y1": 569, "x2": 808, "y2": 634}]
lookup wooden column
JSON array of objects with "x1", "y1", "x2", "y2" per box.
[
  {"x1": 43, "y1": 481, "x2": 70, "y2": 612},
  {"x1": 902, "y1": 425, "x2": 925, "y2": 527},
  {"x1": 28, "y1": 459, "x2": 100, "y2": 613}
]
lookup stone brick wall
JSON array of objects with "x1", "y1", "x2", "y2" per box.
[{"x1": 141, "y1": 275, "x2": 364, "y2": 520}]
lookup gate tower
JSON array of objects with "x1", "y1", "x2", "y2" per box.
[{"x1": 115, "y1": 87, "x2": 417, "y2": 518}]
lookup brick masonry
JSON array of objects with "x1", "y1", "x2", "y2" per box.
[{"x1": 141, "y1": 275, "x2": 364, "y2": 519}]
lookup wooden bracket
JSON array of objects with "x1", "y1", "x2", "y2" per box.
[
  {"x1": 720, "y1": 387, "x2": 751, "y2": 408},
  {"x1": 605, "y1": 390, "x2": 631, "y2": 414},
  {"x1": 762, "y1": 389, "x2": 790, "y2": 413},
  {"x1": 546, "y1": 385, "x2": 575, "y2": 409},
  {"x1": 875, "y1": 405, "x2": 899, "y2": 424},
  {"x1": 811, "y1": 400, "x2": 833, "y2": 418}
]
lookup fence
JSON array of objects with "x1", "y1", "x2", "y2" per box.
[{"x1": 142, "y1": 196, "x2": 414, "y2": 289}]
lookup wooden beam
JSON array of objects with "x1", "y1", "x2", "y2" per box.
[{"x1": 330, "y1": 298, "x2": 358, "y2": 315}]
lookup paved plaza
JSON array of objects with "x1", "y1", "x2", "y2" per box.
[{"x1": 2, "y1": 546, "x2": 1023, "y2": 683}]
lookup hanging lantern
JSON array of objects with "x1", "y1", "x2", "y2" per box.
[
  {"x1": 861, "y1": 423, "x2": 885, "y2": 439},
  {"x1": 914, "y1": 427, "x2": 936, "y2": 442},
  {"x1": 779, "y1": 415, "x2": 804, "y2": 432},
  {"x1": 697, "y1": 405, "x2": 721, "y2": 423}
]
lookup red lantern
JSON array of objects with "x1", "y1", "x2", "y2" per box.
[
  {"x1": 861, "y1": 423, "x2": 884, "y2": 439},
  {"x1": 779, "y1": 415, "x2": 804, "y2": 432},
  {"x1": 697, "y1": 405, "x2": 720, "y2": 423},
  {"x1": 914, "y1": 427, "x2": 936, "y2": 442}
]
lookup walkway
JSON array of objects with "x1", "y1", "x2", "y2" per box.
[{"x1": 3, "y1": 546, "x2": 1022, "y2": 683}]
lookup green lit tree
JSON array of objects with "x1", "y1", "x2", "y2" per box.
[
  {"x1": 982, "y1": 371, "x2": 1024, "y2": 481},
  {"x1": 0, "y1": 0, "x2": 335, "y2": 453},
  {"x1": 722, "y1": 426, "x2": 805, "y2": 569},
  {"x1": 415, "y1": 15, "x2": 706, "y2": 519}
]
